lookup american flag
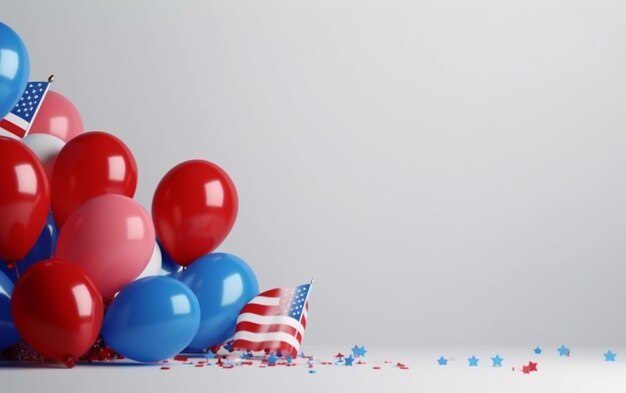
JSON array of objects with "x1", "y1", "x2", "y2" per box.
[
  {"x1": 232, "y1": 283, "x2": 312, "y2": 357},
  {"x1": 0, "y1": 81, "x2": 51, "y2": 139}
]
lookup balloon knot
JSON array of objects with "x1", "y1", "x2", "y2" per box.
[{"x1": 64, "y1": 356, "x2": 75, "y2": 368}]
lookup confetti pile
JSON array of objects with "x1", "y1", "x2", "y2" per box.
[{"x1": 1, "y1": 343, "x2": 618, "y2": 374}]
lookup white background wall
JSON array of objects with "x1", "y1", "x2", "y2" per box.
[{"x1": 4, "y1": 0, "x2": 626, "y2": 345}]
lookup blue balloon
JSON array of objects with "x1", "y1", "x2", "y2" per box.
[
  {"x1": 0, "y1": 22, "x2": 30, "y2": 119},
  {"x1": 0, "y1": 212, "x2": 57, "y2": 283},
  {"x1": 0, "y1": 269, "x2": 20, "y2": 350},
  {"x1": 157, "y1": 239, "x2": 182, "y2": 277},
  {"x1": 102, "y1": 276, "x2": 200, "y2": 362},
  {"x1": 179, "y1": 253, "x2": 259, "y2": 350}
]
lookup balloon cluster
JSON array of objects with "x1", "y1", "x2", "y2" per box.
[{"x1": 0, "y1": 21, "x2": 259, "y2": 367}]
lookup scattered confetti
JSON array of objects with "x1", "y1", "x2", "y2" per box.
[
  {"x1": 604, "y1": 350, "x2": 616, "y2": 362},
  {"x1": 534, "y1": 347, "x2": 542, "y2": 355},
  {"x1": 335, "y1": 353, "x2": 345, "y2": 359},
  {"x1": 160, "y1": 366, "x2": 170, "y2": 370},
  {"x1": 468, "y1": 355, "x2": 479, "y2": 367},
  {"x1": 344, "y1": 355, "x2": 354, "y2": 366},
  {"x1": 352, "y1": 345, "x2": 367, "y2": 358},
  {"x1": 557, "y1": 345, "x2": 570, "y2": 357},
  {"x1": 437, "y1": 356, "x2": 448, "y2": 366},
  {"x1": 491, "y1": 355, "x2": 504, "y2": 367}
]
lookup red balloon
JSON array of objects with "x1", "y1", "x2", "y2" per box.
[
  {"x1": 51, "y1": 132, "x2": 138, "y2": 227},
  {"x1": 11, "y1": 259, "x2": 103, "y2": 367},
  {"x1": 152, "y1": 160, "x2": 238, "y2": 266},
  {"x1": 0, "y1": 137, "x2": 50, "y2": 263},
  {"x1": 28, "y1": 91, "x2": 84, "y2": 142}
]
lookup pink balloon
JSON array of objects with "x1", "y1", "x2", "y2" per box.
[
  {"x1": 29, "y1": 91, "x2": 84, "y2": 142},
  {"x1": 56, "y1": 194, "x2": 155, "y2": 297}
]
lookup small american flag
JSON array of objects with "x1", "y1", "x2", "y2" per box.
[
  {"x1": 233, "y1": 282, "x2": 312, "y2": 357},
  {"x1": 0, "y1": 81, "x2": 51, "y2": 139}
]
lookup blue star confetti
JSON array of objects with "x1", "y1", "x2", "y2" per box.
[
  {"x1": 604, "y1": 350, "x2": 616, "y2": 362},
  {"x1": 267, "y1": 354, "x2": 278, "y2": 366},
  {"x1": 557, "y1": 345, "x2": 570, "y2": 357},
  {"x1": 491, "y1": 354, "x2": 503, "y2": 367},
  {"x1": 437, "y1": 356, "x2": 448, "y2": 366},
  {"x1": 534, "y1": 347, "x2": 542, "y2": 355},
  {"x1": 352, "y1": 345, "x2": 367, "y2": 358},
  {"x1": 344, "y1": 355, "x2": 354, "y2": 366},
  {"x1": 468, "y1": 356, "x2": 479, "y2": 367}
]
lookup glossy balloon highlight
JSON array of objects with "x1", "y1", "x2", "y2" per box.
[
  {"x1": 0, "y1": 137, "x2": 50, "y2": 263},
  {"x1": 0, "y1": 22, "x2": 30, "y2": 119},
  {"x1": 152, "y1": 160, "x2": 238, "y2": 266},
  {"x1": 179, "y1": 253, "x2": 258, "y2": 350},
  {"x1": 51, "y1": 131, "x2": 138, "y2": 227},
  {"x1": 102, "y1": 276, "x2": 200, "y2": 362},
  {"x1": 28, "y1": 91, "x2": 84, "y2": 142},
  {"x1": 56, "y1": 194, "x2": 155, "y2": 297},
  {"x1": 11, "y1": 259, "x2": 103, "y2": 366}
]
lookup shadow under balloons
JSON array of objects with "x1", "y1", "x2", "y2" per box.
[{"x1": 0, "y1": 360, "x2": 159, "y2": 369}]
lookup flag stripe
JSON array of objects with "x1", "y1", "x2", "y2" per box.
[
  {"x1": 236, "y1": 312, "x2": 305, "y2": 334},
  {"x1": 233, "y1": 283, "x2": 311, "y2": 355},
  {"x1": 4, "y1": 112, "x2": 29, "y2": 129},
  {"x1": 239, "y1": 303, "x2": 302, "y2": 317},
  {"x1": 256, "y1": 288, "x2": 288, "y2": 298},
  {"x1": 0, "y1": 118, "x2": 26, "y2": 138},
  {"x1": 247, "y1": 296, "x2": 280, "y2": 306},
  {"x1": 235, "y1": 321, "x2": 299, "y2": 336}
]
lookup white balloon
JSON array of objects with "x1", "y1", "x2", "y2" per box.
[
  {"x1": 135, "y1": 241, "x2": 162, "y2": 280},
  {"x1": 22, "y1": 133, "x2": 65, "y2": 181}
]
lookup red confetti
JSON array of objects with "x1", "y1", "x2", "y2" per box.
[
  {"x1": 173, "y1": 355, "x2": 188, "y2": 362},
  {"x1": 373, "y1": 366, "x2": 381, "y2": 370},
  {"x1": 161, "y1": 367, "x2": 170, "y2": 370},
  {"x1": 527, "y1": 361, "x2": 538, "y2": 372},
  {"x1": 335, "y1": 353, "x2": 345, "y2": 359}
]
